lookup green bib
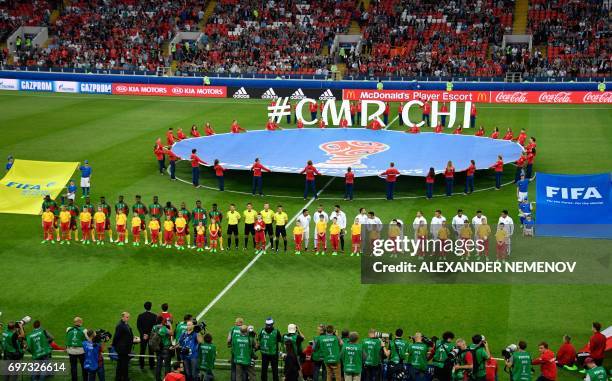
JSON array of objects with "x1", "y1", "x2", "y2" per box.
[
  {"x1": 342, "y1": 343, "x2": 363, "y2": 374},
  {"x1": 26, "y1": 328, "x2": 51, "y2": 359},
  {"x1": 199, "y1": 343, "x2": 216, "y2": 370},
  {"x1": 66, "y1": 326, "x2": 86, "y2": 347},
  {"x1": 586, "y1": 366, "x2": 607, "y2": 381},
  {"x1": 407, "y1": 342, "x2": 429, "y2": 371},
  {"x1": 320, "y1": 334, "x2": 341, "y2": 364},
  {"x1": 389, "y1": 338, "x2": 408, "y2": 364},
  {"x1": 258, "y1": 328, "x2": 279, "y2": 355},
  {"x1": 432, "y1": 340, "x2": 456, "y2": 367},
  {"x1": 511, "y1": 352, "x2": 532, "y2": 381},
  {"x1": 231, "y1": 335, "x2": 252, "y2": 365},
  {"x1": 362, "y1": 338, "x2": 382, "y2": 366}
]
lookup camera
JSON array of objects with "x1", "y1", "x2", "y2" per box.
[
  {"x1": 247, "y1": 325, "x2": 256, "y2": 337},
  {"x1": 181, "y1": 346, "x2": 192, "y2": 357},
  {"x1": 94, "y1": 329, "x2": 112, "y2": 343},
  {"x1": 193, "y1": 319, "x2": 207, "y2": 334},
  {"x1": 17, "y1": 316, "x2": 32, "y2": 327},
  {"x1": 447, "y1": 347, "x2": 463, "y2": 362},
  {"x1": 374, "y1": 331, "x2": 392, "y2": 341},
  {"x1": 501, "y1": 344, "x2": 517, "y2": 360}
]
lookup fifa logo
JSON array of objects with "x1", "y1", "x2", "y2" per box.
[{"x1": 317, "y1": 141, "x2": 389, "y2": 168}]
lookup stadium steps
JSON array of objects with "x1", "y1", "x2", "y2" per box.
[
  {"x1": 348, "y1": 20, "x2": 361, "y2": 34},
  {"x1": 512, "y1": 0, "x2": 529, "y2": 34},
  {"x1": 336, "y1": 63, "x2": 347, "y2": 80},
  {"x1": 201, "y1": 0, "x2": 218, "y2": 29},
  {"x1": 50, "y1": 9, "x2": 60, "y2": 24}
]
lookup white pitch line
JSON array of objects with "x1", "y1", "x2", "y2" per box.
[
  {"x1": 382, "y1": 115, "x2": 399, "y2": 130},
  {"x1": 195, "y1": 176, "x2": 336, "y2": 320}
]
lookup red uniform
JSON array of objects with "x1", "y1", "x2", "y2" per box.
[
  {"x1": 475, "y1": 128, "x2": 485, "y2": 137},
  {"x1": 294, "y1": 232, "x2": 303, "y2": 251},
  {"x1": 301, "y1": 165, "x2": 320, "y2": 180},
  {"x1": 309, "y1": 102, "x2": 317, "y2": 114},
  {"x1": 470, "y1": 104, "x2": 477, "y2": 116},
  {"x1": 516, "y1": 132, "x2": 527, "y2": 145},
  {"x1": 80, "y1": 221, "x2": 91, "y2": 238},
  {"x1": 150, "y1": 227, "x2": 160, "y2": 244},
  {"x1": 434, "y1": 124, "x2": 443, "y2": 133},
  {"x1": 231, "y1": 123, "x2": 246, "y2": 133},
  {"x1": 205, "y1": 125, "x2": 215, "y2": 136},
  {"x1": 132, "y1": 225, "x2": 140, "y2": 242},
  {"x1": 382, "y1": 167, "x2": 400, "y2": 182},
  {"x1": 490, "y1": 130, "x2": 500, "y2": 139},
  {"x1": 214, "y1": 164, "x2": 225, "y2": 176},
  {"x1": 368, "y1": 119, "x2": 382, "y2": 130},
  {"x1": 556, "y1": 343, "x2": 576, "y2": 366},
  {"x1": 466, "y1": 164, "x2": 476, "y2": 176},
  {"x1": 345, "y1": 171, "x2": 354, "y2": 184},
  {"x1": 177, "y1": 129, "x2": 187, "y2": 140},
  {"x1": 526, "y1": 142, "x2": 537, "y2": 153},
  {"x1": 384, "y1": 103, "x2": 390, "y2": 115},
  {"x1": 254, "y1": 220, "x2": 266, "y2": 250},
  {"x1": 350, "y1": 103, "x2": 357, "y2": 116},
  {"x1": 441, "y1": 104, "x2": 448, "y2": 113},
  {"x1": 503, "y1": 131, "x2": 513, "y2": 140},
  {"x1": 453, "y1": 127, "x2": 462, "y2": 134},
  {"x1": 330, "y1": 233, "x2": 340, "y2": 251},
  {"x1": 190, "y1": 153, "x2": 207, "y2": 167},
  {"x1": 421, "y1": 102, "x2": 431, "y2": 115},
  {"x1": 252, "y1": 162, "x2": 270, "y2": 177},
  {"x1": 190, "y1": 128, "x2": 201, "y2": 137},
  {"x1": 166, "y1": 131, "x2": 175, "y2": 146},
  {"x1": 154, "y1": 146, "x2": 164, "y2": 160},
  {"x1": 318, "y1": 119, "x2": 326, "y2": 129},
  {"x1": 340, "y1": 118, "x2": 348, "y2": 128},
  {"x1": 492, "y1": 160, "x2": 504, "y2": 172},
  {"x1": 163, "y1": 149, "x2": 179, "y2": 162},
  {"x1": 589, "y1": 332, "x2": 607, "y2": 361},
  {"x1": 266, "y1": 121, "x2": 278, "y2": 131},
  {"x1": 444, "y1": 167, "x2": 455, "y2": 179},
  {"x1": 532, "y1": 349, "x2": 557, "y2": 381},
  {"x1": 297, "y1": 119, "x2": 304, "y2": 129},
  {"x1": 527, "y1": 152, "x2": 536, "y2": 165},
  {"x1": 426, "y1": 173, "x2": 435, "y2": 184},
  {"x1": 516, "y1": 156, "x2": 527, "y2": 168}
]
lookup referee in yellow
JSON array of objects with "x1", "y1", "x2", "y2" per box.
[
  {"x1": 274, "y1": 205, "x2": 289, "y2": 253},
  {"x1": 261, "y1": 203, "x2": 275, "y2": 249},
  {"x1": 226, "y1": 204, "x2": 240, "y2": 250},
  {"x1": 243, "y1": 203, "x2": 257, "y2": 250}
]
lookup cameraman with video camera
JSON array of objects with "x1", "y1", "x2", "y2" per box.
[
  {"x1": 504, "y1": 341, "x2": 532, "y2": 381},
  {"x1": 451, "y1": 339, "x2": 473, "y2": 381},
  {"x1": 406, "y1": 333, "x2": 429, "y2": 381},
  {"x1": 151, "y1": 315, "x2": 174, "y2": 381},
  {"x1": 469, "y1": 335, "x2": 491, "y2": 381},
  {"x1": 432, "y1": 331, "x2": 456, "y2": 381},
  {"x1": 387, "y1": 329, "x2": 408, "y2": 381},
  {"x1": 177, "y1": 320, "x2": 203, "y2": 381}
]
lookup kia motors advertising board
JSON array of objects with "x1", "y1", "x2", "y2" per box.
[
  {"x1": 342, "y1": 89, "x2": 612, "y2": 104},
  {"x1": 112, "y1": 84, "x2": 226, "y2": 98}
]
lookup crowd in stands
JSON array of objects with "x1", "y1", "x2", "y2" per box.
[{"x1": 0, "y1": 0, "x2": 52, "y2": 41}]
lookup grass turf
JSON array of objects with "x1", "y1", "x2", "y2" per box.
[{"x1": 0, "y1": 91, "x2": 610, "y2": 380}]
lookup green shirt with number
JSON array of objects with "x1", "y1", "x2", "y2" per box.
[
  {"x1": 586, "y1": 366, "x2": 607, "y2": 381},
  {"x1": 258, "y1": 328, "x2": 280, "y2": 355},
  {"x1": 65, "y1": 326, "x2": 86, "y2": 347},
  {"x1": 432, "y1": 340, "x2": 456, "y2": 368},
  {"x1": 320, "y1": 334, "x2": 341, "y2": 364},
  {"x1": 406, "y1": 342, "x2": 429, "y2": 371},
  {"x1": 362, "y1": 337, "x2": 382, "y2": 366},
  {"x1": 312, "y1": 334, "x2": 325, "y2": 362},
  {"x1": 389, "y1": 338, "x2": 408, "y2": 364},
  {"x1": 231, "y1": 335, "x2": 252, "y2": 365},
  {"x1": 511, "y1": 351, "x2": 532, "y2": 381},
  {"x1": 342, "y1": 343, "x2": 363, "y2": 374},
  {"x1": 199, "y1": 342, "x2": 217, "y2": 370},
  {"x1": 26, "y1": 328, "x2": 52, "y2": 359}
]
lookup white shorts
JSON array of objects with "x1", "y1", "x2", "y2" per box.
[
  {"x1": 518, "y1": 191, "x2": 528, "y2": 202},
  {"x1": 80, "y1": 177, "x2": 90, "y2": 187},
  {"x1": 67, "y1": 192, "x2": 75, "y2": 200}
]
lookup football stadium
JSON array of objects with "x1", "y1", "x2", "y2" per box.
[{"x1": 0, "y1": 1, "x2": 610, "y2": 381}]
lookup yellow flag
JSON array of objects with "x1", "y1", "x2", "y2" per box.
[{"x1": 0, "y1": 159, "x2": 79, "y2": 215}]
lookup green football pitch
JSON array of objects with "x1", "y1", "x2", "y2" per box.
[{"x1": 0, "y1": 91, "x2": 610, "y2": 380}]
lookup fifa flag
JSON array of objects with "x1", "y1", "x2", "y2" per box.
[
  {"x1": 0, "y1": 159, "x2": 79, "y2": 215},
  {"x1": 536, "y1": 173, "x2": 612, "y2": 238}
]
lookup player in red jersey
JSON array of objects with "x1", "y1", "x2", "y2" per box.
[
  {"x1": 490, "y1": 127, "x2": 500, "y2": 139},
  {"x1": 465, "y1": 160, "x2": 476, "y2": 194},
  {"x1": 514, "y1": 128, "x2": 527, "y2": 145},
  {"x1": 368, "y1": 119, "x2": 382, "y2": 130},
  {"x1": 213, "y1": 159, "x2": 225, "y2": 191},
  {"x1": 154, "y1": 144, "x2": 165, "y2": 175},
  {"x1": 251, "y1": 158, "x2": 271, "y2": 196},
  {"x1": 190, "y1": 149, "x2": 208, "y2": 187},
  {"x1": 297, "y1": 118, "x2": 304, "y2": 129},
  {"x1": 407, "y1": 125, "x2": 420, "y2": 133},
  {"x1": 525, "y1": 137, "x2": 537, "y2": 153},
  {"x1": 176, "y1": 128, "x2": 187, "y2": 140},
  {"x1": 254, "y1": 214, "x2": 267, "y2": 254},
  {"x1": 300, "y1": 160, "x2": 321, "y2": 200},
  {"x1": 492, "y1": 155, "x2": 504, "y2": 189},
  {"x1": 526, "y1": 148, "x2": 536, "y2": 179},
  {"x1": 166, "y1": 128, "x2": 176, "y2": 146},
  {"x1": 380, "y1": 162, "x2": 400, "y2": 200},
  {"x1": 444, "y1": 161, "x2": 455, "y2": 196},
  {"x1": 318, "y1": 119, "x2": 326, "y2": 129},
  {"x1": 383, "y1": 102, "x2": 390, "y2": 125},
  {"x1": 453, "y1": 126, "x2": 463, "y2": 135},
  {"x1": 420, "y1": 101, "x2": 431, "y2": 126},
  {"x1": 190, "y1": 124, "x2": 201, "y2": 137},
  {"x1": 440, "y1": 102, "x2": 449, "y2": 126},
  {"x1": 434, "y1": 123, "x2": 443, "y2": 133},
  {"x1": 502, "y1": 128, "x2": 513, "y2": 140},
  {"x1": 350, "y1": 101, "x2": 357, "y2": 122},
  {"x1": 230, "y1": 120, "x2": 246, "y2": 133},
  {"x1": 266, "y1": 119, "x2": 282, "y2": 131},
  {"x1": 470, "y1": 103, "x2": 477, "y2": 128},
  {"x1": 309, "y1": 102, "x2": 318, "y2": 121},
  {"x1": 339, "y1": 117, "x2": 349, "y2": 128},
  {"x1": 356, "y1": 101, "x2": 362, "y2": 124},
  {"x1": 344, "y1": 167, "x2": 354, "y2": 200},
  {"x1": 475, "y1": 126, "x2": 485, "y2": 137},
  {"x1": 397, "y1": 102, "x2": 404, "y2": 126},
  {"x1": 204, "y1": 122, "x2": 215, "y2": 136}
]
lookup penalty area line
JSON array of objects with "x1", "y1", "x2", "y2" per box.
[{"x1": 195, "y1": 176, "x2": 336, "y2": 320}]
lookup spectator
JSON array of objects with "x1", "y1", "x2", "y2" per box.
[
  {"x1": 137, "y1": 301, "x2": 158, "y2": 370},
  {"x1": 65, "y1": 316, "x2": 87, "y2": 381},
  {"x1": 556, "y1": 335, "x2": 576, "y2": 369},
  {"x1": 112, "y1": 312, "x2": 134, "y2": 381},
  {"x1": 532, "y1": 342, "x2": 557, "y2": 381},
  {"x1": 588, "y1": 322, "x2": 606, "y2": 366}
]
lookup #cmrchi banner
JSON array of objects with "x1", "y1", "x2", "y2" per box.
[
  {"x1": 111, "y1": 83, "x2": 227, "y2": 98},
  {"x1": 342, "y1": 89, "x2": 612, "y2": 104}
]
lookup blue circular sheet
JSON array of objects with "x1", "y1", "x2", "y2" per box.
[{"x1": 171, "y1": 129, "x2": 524, "y2": 177}]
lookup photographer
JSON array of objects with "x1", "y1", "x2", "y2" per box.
[
  {"x1": 363, "y1": 329, "x2": 390, "y2": 381},
  {"x1": 258, "y1": 318, "x2": 282, "y2": 381},
  {"x1": 341, "y1": 332, "x2": 363, "y2": 381},
  {"x1": 312, "y1": 325, "x2": 327, "y2": 381},
  {"x1": 406, "y1": 333, "x2": 429, "y2": 381},
  {"x1": 320, "y1": 325, "x2": 343, "y2": 381},
  {"x1": 469, "y1": 335, "x2": 490, "y2": 381},
  {"x1": 4, "y1": 321, "x2": 25, "y2": 361},
  {"x1": 531, "y1": 342, "x2": 556, "y2": 381},
  {"x1": 283, "y1": 324, "x2": 305, "y2": 361},
  {"x1": 432, "y1": 331, "x2": 456, "y2": 381},
  {"x1": 228, "y1": 317, "x2": 244, "y2": 381},
  {"x1": 137, "y1": 302, "x2": 158, "y2": 371},
  {"x1": 151, "y1": 316, "x2": 174, "y2": 381},
  {"x1": 198, "y1": 333, "x2": 216, "y2": 381},
  {"x1": 231, "y1": 325, "x2": 254, "y2": 381},
  {"x1": 451, "y1": 339, "x2": 473, "y2": 381},
  {"x1": 26, "y1": 320, "x2": 54, "y2": 381},
  {"x1": 505, "y1": 341, "x2": 532, "y2": 381},
  {"x1": 66, "y1": 317, "x2": 88, "y2": 381},
  {"x1": 387, "y1": 329, "x2": 408, "y2": 381},
  {"x1": 177, "y1": 320, "x2": 202, "y2": 381},
  {"x1": 176, "y1": 315, "x2": 194, "y2": 359}
]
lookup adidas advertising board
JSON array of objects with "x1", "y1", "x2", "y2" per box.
[{"x1": 227, "y1": 87, "x2": 341, "y2": 100}]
